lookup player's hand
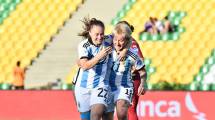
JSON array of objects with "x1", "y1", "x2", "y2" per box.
[
  {"x1": 118, "y1": 49, "x2": 127, "y2": 61},
  {"x1": 96, "y1": 46, "x2": 112, "y2": 60},
  {"x1": 137, "y1": 85, "x2": 146, "y2": 96}
]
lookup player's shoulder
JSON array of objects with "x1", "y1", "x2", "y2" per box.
[
  {"x1": 104, "y1": 34, "x2": 113, "y2": 41},
  {"x1": 79, "y1": 39, "x2": 91, "y2": 49},
  {"x1": 127, "y1": 50, "x2": 139, "y2": 60},
  {"x1": 103, "y1": 35, "x2": 113, "y2": 47},
  {"x1": 104, "y1": 34, "x2": 113, "y2": 39}
]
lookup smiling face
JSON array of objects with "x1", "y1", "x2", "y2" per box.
[
  {"x1": 112, "y1": 22, "x2": 132, "y2": 52},
  {"x1": 89, "y1": 25, "x2": 104, "y2": 46},
  {"x1": 113, "y1": 33, "x2": 127, "y2": 52}
]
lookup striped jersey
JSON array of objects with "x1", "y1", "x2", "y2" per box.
[
  {"x1": 109, "y1": 50, "x2": 145, "y2": 91},
  {"x1": 129, "y1": 38, "x2": 145, "y2": 78},
  {"x1": 130, "y1": 38, "x2": 143, "y2": 58},
  {"x1": 74, "y1": 36, "x2": 113, "y2": 89}
]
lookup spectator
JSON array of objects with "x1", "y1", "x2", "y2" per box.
[
  {"x1": 140, "y1": 17, "x2": 157, "y2": 35},
  {"x1": 13, "y1": 61, "x2": 26, "y2": 90},
  {"x1": 163, "y1": 16, "x2": 173, "y2": 33},
  {"x1": 146, "y1": 17, "x2": 157, "y2": 35},
  {"x1": 154, "y1": 17, "x2": 165, "y2": 34}
]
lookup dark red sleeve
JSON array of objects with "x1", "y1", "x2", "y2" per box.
[
  {"x1": 136, "y1": 42, "x2": 144, "y2": 58},
  {"x1": 132, "y1": 38, "x2": 144, "y2": 59}
]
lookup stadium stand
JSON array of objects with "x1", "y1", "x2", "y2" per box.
[
  {"x1": 1, "y1": 0, "x2": 214, "y2": 91},
  {"x1": 0, "y1": 0, "x2": 82, "y2": 87},
  {"x1": 66, "y1": 0, "x2": 215, "y2": 91},
  {"x1": 109, "y1": 0, "x2": 215, "y2": 90}
]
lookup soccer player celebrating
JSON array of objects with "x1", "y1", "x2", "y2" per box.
[
  {"x1": 73, "y1": 17, "x2": 112, "y2": 120},
  {"x1": 107, "y1": 22, "x2": 147, "y2": 120},
  {"x1": 119, "y1": 21, "x2": 147, "y2": 120}
]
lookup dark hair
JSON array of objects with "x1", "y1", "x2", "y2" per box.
[
  {"x1": 17, "y1": 61, "x2": 20, "y2": 66},
  {"x1": 117, "y1": 21, "x2": 134, "y2": 32},
  {"x1": 78, "y1": 17, "x2": 105, "y2": 39}
]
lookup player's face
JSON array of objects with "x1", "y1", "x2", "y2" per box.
[
  {"x1": 89, "y1": 25, "x2": 104, "y2": 46},
  {"x1": 113, "y1": 34, "x2": 127, "y2": 52}
]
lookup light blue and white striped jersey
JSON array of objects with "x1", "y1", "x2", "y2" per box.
[
  {"x1": 109, "y1": 50, "x2": 145, "y2": 91},
  {"x1": 74, "y1": 35, "x2": 113, "y2": 89}
]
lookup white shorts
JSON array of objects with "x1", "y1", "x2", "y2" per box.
[
  {"x1": 106, "y1": 86, "x2": 134, "y2": 112},
  {"x1": 74, "y1": 85, "x2": 109, "y2": 112}
]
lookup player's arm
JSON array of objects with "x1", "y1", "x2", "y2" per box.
[
  {"x1": 137, "y1": 67, "x2": 147, "y2": 96},
  {"x1": 78, "y1": 46, "x2": 112, "y2": 70},
  {"x1": 133, "y1": 56, "x2": 147, "y2": 96}
]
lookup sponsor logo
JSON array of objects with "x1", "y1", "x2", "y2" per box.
[
  {"x1": 137, "y1": 92, "x2": 207, "y2": 119},
  {"x1": 185, "y1": 93, "x2": 206, "y2": 120},
  {"x1": 137, "y1": 100, "x2": 180, "y2": 117}
]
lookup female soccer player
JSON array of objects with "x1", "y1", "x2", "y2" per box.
[
  {"x1": 73, "y1": 17, "x2": 112, "y2": 120},
  {"x1": 118, "y1": 21, "x2": 147, "y2": 120},
  {"x1": 106, "y1": 22, "x2": 147, "y2": 120}
]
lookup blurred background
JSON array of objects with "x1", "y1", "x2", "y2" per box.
[{"x1": 0, "y1": 0, "x2": 214, "y2": 91}]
